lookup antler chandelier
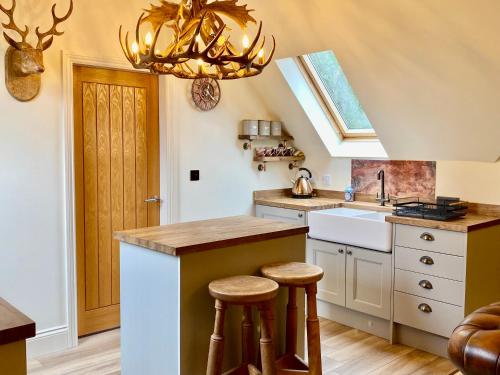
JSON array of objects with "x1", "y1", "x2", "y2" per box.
[{"x1": 119, "y1": 0, "x2": 275, "y2": 80}]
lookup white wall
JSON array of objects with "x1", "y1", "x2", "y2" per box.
[
  {"x1": 250, "y1": 64, "x2": 500, "y2": 205},
  {"x1": 169, "y1": 78, "x2": 292, "y2": 222}
]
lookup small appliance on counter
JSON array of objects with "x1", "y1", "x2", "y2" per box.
[
  {"x1": 393, "y1": 196, "x2": 468, "y2": 221},
  {"x1": 291, "y1": 168, "x2": 314, "y2": 199},
  {"x1": 344, "y1": 186, "x2": 355, "y2": 202}
]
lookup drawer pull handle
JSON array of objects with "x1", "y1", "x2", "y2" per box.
[
  {"x1": 418, "y1": 303, "x2": 433, "y2": 313},
  {"x1": 346, "y1": 250, "x2": 353, "y2": 256},
  {"x1": 298, "y1": 213, "x2": 304, "y2": 218},
  {"x1": 420, "y1": 256, "x2": 434, "y2": 265},
  {"x1": 338, "y1": 249, "x2": 344, "y2": 254},
  {"x1": 420, "y1": 232, "x2": 435, "y2": 242},
  {"x1": 419, "y1": 280, "x2": 433, "y2": 290}
]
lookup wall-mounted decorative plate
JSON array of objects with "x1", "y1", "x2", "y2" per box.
[{"x1": 191, "y1": 78, "x2": 221, "y2": 111}]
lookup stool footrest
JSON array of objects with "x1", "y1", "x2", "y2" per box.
[
  {"x1": 223, "y1": 364, "x2": 253, "y2": 375},
  {"x1": 276, "y1": 353, "x2": 309, "y2": 371}
]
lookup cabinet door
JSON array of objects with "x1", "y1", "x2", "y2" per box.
[
  {"x1": 307, "y1": 239, "x2": 346, "y2": 306},
  {"x1": 255, "y1": 205, "x2": 306, "y2": 225},
  {"x1": 346, "y1": 246, "x2": 391, "y2": 319}
]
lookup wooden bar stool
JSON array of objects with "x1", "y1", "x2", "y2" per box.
[
  {"x1": 207, "y1": 275, "x2": 279, "y2": 375},
  {"x1": 261, "y1": 262, "x2": 324, "y2": 375}
]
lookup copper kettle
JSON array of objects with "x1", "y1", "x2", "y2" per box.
[{"x1": 291, "y1": 168, "x2": 314, "y2": 199}]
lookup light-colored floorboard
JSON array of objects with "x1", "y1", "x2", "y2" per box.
[{"x1": 28, "y1": 318, "x2": 460, "y2": 375}]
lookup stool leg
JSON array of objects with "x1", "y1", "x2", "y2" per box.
[
  {"x1": 242, "y1": 305, "x2": 255, "y2": 366},
  {"x1": 207, "y1": 299, "x2": 226, "y2": 375},
  {"x1": 306, "y1": 283, "x2": 322, "y2": 375},
  {"x1": 285, "y1": 286, "x2": 298, "y2": 356},
  {"x1": 259, "y1": 301, "x2": 277, "y2": 375}
]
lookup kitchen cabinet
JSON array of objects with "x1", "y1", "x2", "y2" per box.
[
  {"x1": 346, "y1": 246, "x2": 391, "y2": 319},
  {"x1": 255, "y1": 204, "x2": 306, "y2": 225},
  {"x1": 307, "y1": 239, "x2": 346, "y2": 306},
  {"x1": 393, "y1": 223, "x2": 500, "y2": 339},
  {"x1": 307, "y1": 239, "x2": 391, "y2": 320}
]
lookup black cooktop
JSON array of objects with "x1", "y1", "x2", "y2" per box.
[{"x1": 393, "y1": 197, "x2": 468, "y2": 221}]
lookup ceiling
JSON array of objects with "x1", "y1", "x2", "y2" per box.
[{"x1": 246, "y1": 0, "x2": 500, "y2": 162}]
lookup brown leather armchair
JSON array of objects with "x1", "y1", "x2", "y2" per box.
[{"x1": 448, "y1": 302, "x2": 500, "y2": 375}]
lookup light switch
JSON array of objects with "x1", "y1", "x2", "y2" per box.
[
  {"x1": 322, "y1": 175, "x2": 332, "y2": 186},
  {"x1": 190, "y1": 170, "x2": 200, "y2": 181}
]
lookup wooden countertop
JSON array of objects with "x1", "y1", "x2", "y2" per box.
[
  {"x1": 255, "y1": 193, "x2": 500, "y2": 232},
  {"x1": 254, "y1": 196, "x2": 393, "y2": 213},
  {"x1": 386, "y1": 214, "x2": 500, "y2": 233},
  {"x1": 115, "y1": 216, "x2": 309, "y2": 256},
  {"x1": 0, "y1": 298, "x2": 35, "y2": 346}
]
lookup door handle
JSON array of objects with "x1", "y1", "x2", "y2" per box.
[
  {"x1": 419, "y1": 256, "x2": 434, "y2": 265},
  {"x1": 418, "y1": 303, "x2": 432, "y2": 313},
  {"x1": 346, "y1": 250, "x2": 353, "y2": 256},
  {"x1": 419, "y1": 280, "x2": 433, "y2": 290},
  {"x1": 338, "y1": 249, "x2": 344, "y2": 254},
  {"x1": 144, "y1": 196, "x2": 162, "y2": 203},
  {"x1": 420, "y1": 232, "x2": 435, "y2": 242}
]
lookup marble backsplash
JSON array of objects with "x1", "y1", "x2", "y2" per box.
[{"x1": 351, "y1": 160, "x2": 436, "y2": 199}]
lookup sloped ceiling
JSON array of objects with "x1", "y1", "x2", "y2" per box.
[{"x1": 246, "y1": 0, "x2": 500, "y2": 162}]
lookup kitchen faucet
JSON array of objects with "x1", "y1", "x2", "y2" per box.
[{"x1": 376, "y1": 169, "x2": 390, "y2": 206}]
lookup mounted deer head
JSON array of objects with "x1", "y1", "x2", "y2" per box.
[{"x1": 0, "y1": 0, "x2": 73, "y2": 101}]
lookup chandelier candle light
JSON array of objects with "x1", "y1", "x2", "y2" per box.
[{"x1": 119, "y1": 0, "x2": 276, "y2": 80}]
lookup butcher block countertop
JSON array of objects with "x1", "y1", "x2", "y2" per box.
[
  {"x1": 386, "y1": 214, "x2": 500, "y2": 233},
  {"x1": 0, "y1": 298, "x2": 35, "y2": 346},
  {"x1": 115, "y1": 215, "x2": 309, "y2": 256},
  {"x1": 254, "y1": 196, "x2": 394, "y2": 213},
  {"x1": 254, "y1": 189, "x2": 500, "y2": 233}
]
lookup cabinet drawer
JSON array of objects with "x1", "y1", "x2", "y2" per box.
[
  {"x1": 395, "y1": 246, "x2": 464, "y2": 281},
  {"x1": 255, "y1": 205, "x2": 306, "y2": 225},
  {"x1": 394, "y1": 269, "x2": 464, "y2": 306},
  {"x1": 395, "y1": 224, "x2": 466, "y2": 256},
  {"x1": 394, "y1": 292, "x2": 464, "y2": 338}
]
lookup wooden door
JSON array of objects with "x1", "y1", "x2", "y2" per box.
[
  {"x1": 74, "y1": 66, "x2": 159, "y2": 336},
  {"x1": 307, "y1": 239, "x2": 346, "y2": 306},
  {"x1": 345, "y1": 246, "x2": 391, "y2": 320}
]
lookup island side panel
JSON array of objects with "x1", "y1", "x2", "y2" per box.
[
  {"x1": 179, "y1": 234, "x2": 306, "y2": 375},
  {"x1": 120, "y1": 243, "x2": 181, "y2": 375}
]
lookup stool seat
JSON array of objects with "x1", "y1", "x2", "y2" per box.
[
  {"x1": 261, "y1": 262, "x2": 324, "y2": 287},
  {"x1": 209, "y1": 276, "x2": 279, "y2": 304}
]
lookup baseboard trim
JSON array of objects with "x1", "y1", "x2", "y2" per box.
[
  {"x1": 394, "y1": 323, "x2": 449, "y2": 358},
  {"x1": 317, "y1": 300, "x2": 391, "y2": 340},
  {"x1": 27, "y1": 326, "x2": 73, "y2": 359}
]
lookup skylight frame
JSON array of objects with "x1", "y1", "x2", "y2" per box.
[{"x1": 299, "y1": 54, "x2": 377, "y2": 139}]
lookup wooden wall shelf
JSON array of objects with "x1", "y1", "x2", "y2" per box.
[
  {"x1": 253, "y1": 156, "x2": 305, "y2": 163},
  {"x1": 238, "y1": 134, "x2": 294, "y2": 142}
]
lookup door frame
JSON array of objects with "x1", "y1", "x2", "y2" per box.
[{"x1": 62, "y1": 51, "x2": 179, "y2": 347}]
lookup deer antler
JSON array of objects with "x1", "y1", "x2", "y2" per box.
[
  {"x1": 0, "y1": 0, "x2": 30, "y2": 49},
  {"x1": 35, "y1": 0, "x2": 73, "y2": 50}
]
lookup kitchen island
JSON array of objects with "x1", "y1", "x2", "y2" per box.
[{"x1": 115, "y1": 216, "x2": 309, "y2": 375}]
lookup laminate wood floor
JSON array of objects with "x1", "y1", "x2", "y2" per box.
[{"x1": 28, "y1": 319, "x2": 459, "y2": 375}]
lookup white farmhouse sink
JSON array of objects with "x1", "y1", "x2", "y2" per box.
[{"x1": 308, "y1": 208, "x2": 393, "y2": 252}]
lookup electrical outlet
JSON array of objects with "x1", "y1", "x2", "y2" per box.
[{"x1": 322, "y1": 175, "x2": 332, "y2": 186}]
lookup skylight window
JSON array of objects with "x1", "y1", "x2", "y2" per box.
[{"x1": 300, "y1": 50, "x2": 376, "y2": 138}]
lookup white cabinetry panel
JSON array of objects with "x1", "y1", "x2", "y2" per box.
[
  {"x1": 346, "y1": 247, "x2": 391, "y2": 319},
  {"x1": 255, "y1": 205, "x2": 306, "y2": 225},
  {"x1": 395, "y1": 246, "x2": 465, "y2": 281},
  {"x1": 394, "y1": 269, "x2": 464, "y2": 306},
  {"x1": 395, "y1": 224, "x2": 466, "y2": 256},
  {"x1": 307, "y1": 239, "x2": 346, "y2": 306},
  {"x1": 394, "y1": 292, "x2": 464, "y2": 338}
]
